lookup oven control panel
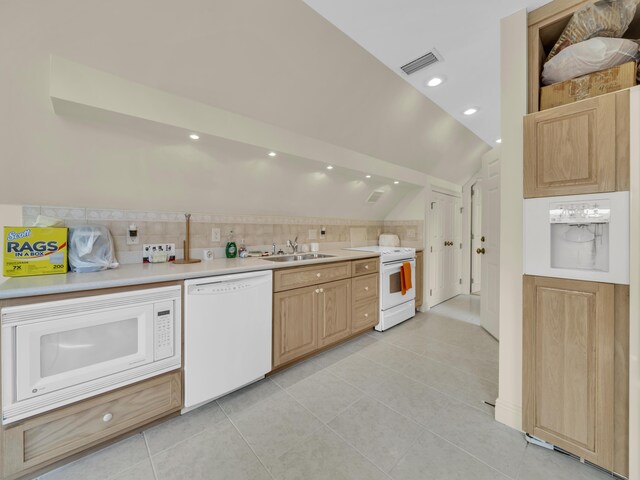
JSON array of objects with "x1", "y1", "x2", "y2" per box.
[{"x1": 154, "y1": 301, "x2": 174, "y2": 361}]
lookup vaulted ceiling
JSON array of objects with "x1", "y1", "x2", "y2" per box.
[
  {"x1": 1, "y1": 0, "x2": 491, "y2": 184},
  {"x1": 304, "y1": 0, "x2": 552, "y2": 145}
]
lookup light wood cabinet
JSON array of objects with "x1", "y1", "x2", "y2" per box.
[
  {"x1": 317, "y1": 279, "x2": 351, "y2": 347},
  {"x1": 523, "y1": 90, "x2": 629, "y2": 198},
  {"x1": 272, "y1": 257, "x2": 379, "y2": 369},
  {"x1": 273, "y1": 286, "x2": 319, "y2": 367},
  {"x1": 351, "y1": 296, "x2": 378, "y2": 333},
  {"x1": 273, "y1": 262, "x2": 351, "y2": 292},
  {"x1": 352, "y1": 258, "x2": 378, "y2": 277},
  {"x1": 351, "y1": 273, "x2": 379, "y2": 334},
  {"x1": 523, "y1": 276, "x2": 615, "y2": 469},
  {"x1": 415, "y1": 250, "x2": 424, "y2": 308},
  {"x1": 2, "y1": 371, "x2": 181, "y2": 480}
]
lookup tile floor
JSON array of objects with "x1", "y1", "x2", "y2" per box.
[{"x1": 40, "y1": 295, "x2": 613, "y2": 480}]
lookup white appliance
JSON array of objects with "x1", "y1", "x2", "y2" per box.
[
  {"x1": 347, "y1": 246, "x2": 416, "y2": 331},
  {"x1": 524, "y1": 192, "x2": 630, "y2": 284},
  {"x1": 1, "y1": 285, "x2": 181, "y2": 424},
  {"x1": 183, "y1": 270, "x2": 272, "y2": 411}
]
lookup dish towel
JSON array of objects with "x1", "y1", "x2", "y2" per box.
[{"x1": 400, "y1": 262, "x2": 413, "y2": 295}]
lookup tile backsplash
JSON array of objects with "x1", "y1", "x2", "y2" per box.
[{"x1": 22, "y1": 206, "x2": 424, "y2": 264}]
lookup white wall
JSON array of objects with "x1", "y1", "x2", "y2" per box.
[
  {"x1": 495, "y1": 9, "x2": 527, "y2": 430},
  {"x1": 0, "y1": 206, "x2": 23, "y2": 284}
]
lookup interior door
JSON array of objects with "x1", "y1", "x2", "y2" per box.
[
  {"x1": 471, "y1": 182, "x2": 483, "y2": 294},
  {"x1": 429, "y1": 195, "x2": 445, "y2": 306},
  {"x1": 480, "y1": 148, "x2": 501, "y2": 339},
  {"x1": 429, "y1": 191, "x2": 462, "y2": 307}
]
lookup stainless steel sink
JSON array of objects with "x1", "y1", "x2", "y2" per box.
[{"x1": 262, "y1": 253, "x2": 335, "y2": 263}]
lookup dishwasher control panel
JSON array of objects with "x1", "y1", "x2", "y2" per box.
[{"x1": 154, "y1": 301, "x2": 174, "y2": 360}]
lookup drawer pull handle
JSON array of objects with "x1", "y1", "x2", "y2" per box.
[
  {"x1": 365, "y1": 265, "x2": 369, "y2": 270},
  {"x1": 102, "y1": 413, "x2": 113, "y2": 423},
  {"x1": 320, "y1": 288, "x2": 324, "y2": 293},
  {"x1": 315, "y1": 289, "x2": 320, "y2": 294},
  {"x1": 364, "y1": 286, "x2": 369, "y2": 291},
  {"x1": 316, "y1": 273, "x2": 321, "y2": 278},
  {"x1": 364, "y1": 313, "x2": 369, "y2": 318}
]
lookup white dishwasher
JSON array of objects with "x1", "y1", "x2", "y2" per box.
[{"x1": 183, "y1": 270, "x2": 272, "y2": 411}]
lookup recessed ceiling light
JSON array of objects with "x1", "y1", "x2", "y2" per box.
[
  {"x1": 426, "y1": 77, "x2": 443, "y2": 87},
  {"x1": 394, "y1": 181, "x2": 400, "y2": 185},
  {"x1": 463, "y1": 108, "x2": 478, "y2": 116},
  {"x1": 189, "y1": 133, "x2": 200, "y2": 140},
  {"x1": 268, "y1": 151, "x2": 277, "y2": 157},
  {"x1": 496, "y1": 138, "x2": 502, "y2": 144},
  {"x1": 326, "y1": 165, "x2": 334, "y2": 170},
  {"x1": 365, "y1": 175, "x2": 372, "y2": 179}
]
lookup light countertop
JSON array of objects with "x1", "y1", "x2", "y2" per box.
[{"x1": 0, "y1": 249, "x2": 380, "y2": 300}]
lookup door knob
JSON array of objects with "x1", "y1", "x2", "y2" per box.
[
  {"x1": 481, "y1": 236, "x2": 485, "y2": 242},
  {"x1": 102, "y1": 413, "x2": 113, "y2": 423},
  {"x1": 476, "y1": 248, "x2": 486, "y2": 254}
]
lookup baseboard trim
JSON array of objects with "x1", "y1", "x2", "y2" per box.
[{"x1": 495, "y1": 397, "x2": 522, "y2": 431}]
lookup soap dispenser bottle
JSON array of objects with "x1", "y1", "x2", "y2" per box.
[{"x1": 225, "y1": 230, "x2": 237, "y2": 258}]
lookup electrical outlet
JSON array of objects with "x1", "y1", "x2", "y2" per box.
[
  {"x1": 407, "y1": 229, "x2": 416, "y2": 239},
  {"x1": 308, "y1": 229, "x2": 317, "y2": 240},
  {"x1": 143, "y1": 243, "x2": 176, "y2": 263},
  {"x1": 211, "y1": 228, "x2": 221, "y2": 242},
  {"x1": 320, "y1": 227, "x2": 326, "y2": 239}
]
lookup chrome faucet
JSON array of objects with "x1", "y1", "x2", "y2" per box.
[
  {"x1": 287, "y1": 236, "x2": 299, "y2": 253},
  {"x1": 272, "y1": 243, "x2": 277, "y2": 255}
]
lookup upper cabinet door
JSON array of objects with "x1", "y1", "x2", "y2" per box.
[{"x1": 524, "y1": 90, "x2": 629, "y2": 198}]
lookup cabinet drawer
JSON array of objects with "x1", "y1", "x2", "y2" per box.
[
  {"x1": 352, "y1": 274, "x2": 378, "y2": 303},
  {"x1": 352, "y1": 258, "x2": 379, "y2": 277},
  {"x1": 352, "y1": 300, "x2": 379, "y2": 333},
  {"x1": 274, "y1": 262, "x2": 351, "y2": 292},
  {"x1": 3, "y1": 372, "x2": 181, "y2": 478}
]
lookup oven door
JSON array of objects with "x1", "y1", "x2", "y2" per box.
[
  {"x1": 14, "y1": 304, "x2": 154, "y2": 402},
  {"x1": 381, "y1": 259, "x2": 416, "y2": 310}
]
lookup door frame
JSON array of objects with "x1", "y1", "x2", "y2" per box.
[
  {"x1": 462, "y1": 173, "x2": 482, "y2": 295},
  {"x1": 426, "y1": 185, "x2": 463, "y2": 309}
]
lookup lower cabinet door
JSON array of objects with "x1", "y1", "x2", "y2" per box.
[
  {"x1": 2, "y1": 372, "x2": 181, "y2": 480},
  {"x1": 351, "y1": 300, "x2": 378, "y2": 333},
  {"x1": 273, "y1": 286, "x2": 318, "y2": 367},
  {"x1": 317, "y1": 279, "x2": 351, "y2": 347},
  {"x1": 523, "y1": 275, "x2": 614, "y2": 470}
]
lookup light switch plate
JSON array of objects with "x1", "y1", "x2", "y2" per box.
[{"x1": 211, "y1": 228, "x2": 221, "y2": 242}]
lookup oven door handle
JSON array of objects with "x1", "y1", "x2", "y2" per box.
[{"x1": 382, "y1": 259, "x2": 416, "y2": 268}]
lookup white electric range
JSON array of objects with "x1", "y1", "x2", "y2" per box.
[{"x1": 346, "y1": 246, "x2": 416, "y2": 331}]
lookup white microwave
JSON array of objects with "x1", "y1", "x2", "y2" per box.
[{"x1": 1, "y1": 285, "x2": 181, "y2": 424}]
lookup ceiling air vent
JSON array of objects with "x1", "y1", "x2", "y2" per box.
[
  {"x1": 367, "y1": 190, "x2": 385, "y2": 204},
  {"x1": 400, "y1": 48, "x2": 443, "y2": 75}
]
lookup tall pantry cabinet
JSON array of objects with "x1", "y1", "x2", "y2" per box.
[{"x1": 523, "y1": 1, "x2": 633, "y2": 476}]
